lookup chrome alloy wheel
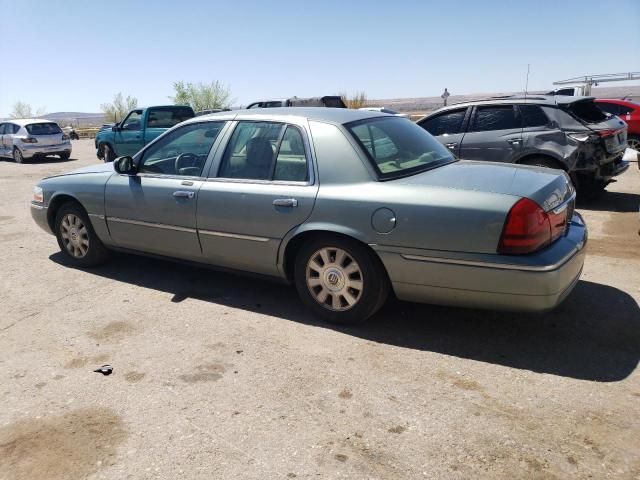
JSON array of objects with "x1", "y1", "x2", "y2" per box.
[
  {"x1": 60, "y1": 213, "x2": 89, "y2": 258},
  {"x1": 305, "y1": 247, "x2": 363, "y2": 311},
  {"x1": 628, "y1": 137, "x2": 640, "y2": 151}
]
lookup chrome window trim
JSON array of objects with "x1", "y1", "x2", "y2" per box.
[
  {"x1": 198, "y1": 229, "x2": 270, "y2": 243},
  {"x1": 211, "y1": 120, "x2": 316, "y2": 186},
  {"x1": 108, "y1": 217, "x2": 196, "y2": 233}
]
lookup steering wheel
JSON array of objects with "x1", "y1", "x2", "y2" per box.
[{"x1": 175, "y1": 153, "x2": 199, "y2": 174}]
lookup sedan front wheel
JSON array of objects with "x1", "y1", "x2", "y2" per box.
[
  {"x1": 294, "y1": 235, "x2": 389, "y2": 324},
  {"x1": 54, "y1": 202, "x2": 109, "y2": 267}
]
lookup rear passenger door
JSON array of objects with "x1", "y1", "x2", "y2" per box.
[
  {"x1": 459, "y1": 105, "x2": 523, "y2": 163},
  {"x1": 517, "y1": 104, "x2": 552, "y2": 157},
  {"x1": 196, "y1": 120, "x2": 318, "y2": 276},
  {"x1": 417, "y1": 107, "x2": 468, "y2": 156}
]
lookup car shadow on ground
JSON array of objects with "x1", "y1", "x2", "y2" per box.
[
  {"x1": 24, "y1": 156, "x2": 77, "y2": 165},
  {"x1": 50, "y1": 252, "x2": 640, "y2": 383},
  {"x1": 577, "y1": 190, "x2": 640, "y2": 213}
]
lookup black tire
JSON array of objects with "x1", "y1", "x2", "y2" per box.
[
  {"x1": 60, "y1": 152, "x2": 71, "y2": 161},
  {"x1": 294, "y1": 235, "x2": 389, "y2": 325},
  {"x1": 13, "y1": 147, "x2": 24, "y2": 164},
  {"x1": 101, "y1": 143, "x2": 115, "y2": 163},
  {"x1": 519, "y1": 156, "x2": 563, "y2": 170},
  {"x1": 54, "y1": 202, "x2": 109, "y2": 267},
  {"x1": 70, "y1": 132, "x2": 79, "y2": 140}
]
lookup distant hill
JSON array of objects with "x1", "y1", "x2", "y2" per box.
[{"x1": 42, "y1": 112, "x2": 105, "y2": 126}]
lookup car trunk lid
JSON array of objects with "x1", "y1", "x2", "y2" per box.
[{"x1": 396, "y1": 160, "x2": 574, "y2": 211}]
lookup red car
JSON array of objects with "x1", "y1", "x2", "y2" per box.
[{"x1": 595, "y1": 99, "x2": 640, "y2": 150}]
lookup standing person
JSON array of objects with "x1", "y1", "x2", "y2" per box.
[{"x1": 441, "y1": 88, "x2": 450, "y2": 106}]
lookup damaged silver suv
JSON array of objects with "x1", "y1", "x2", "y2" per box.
[{"x1": 417, "y1": 96, "x2": 629, "y2": 198}]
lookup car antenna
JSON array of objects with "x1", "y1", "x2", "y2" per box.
[{"x1": 524, "y1": 63, "x2": 530, "y2": 103}]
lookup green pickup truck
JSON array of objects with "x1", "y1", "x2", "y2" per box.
[{"x1": 95, "y1": 105, "x2": 195, "y2": 162}]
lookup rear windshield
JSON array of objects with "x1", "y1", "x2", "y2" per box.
[
  {"x1": 562, "y1": 100, "x2": 608, "y2": 124},
  {"x1": 146, "y1": 107, "x2": 195, "y2": 128},
  {"x1": 346, "y1": 117, "x2": 455, "y2": 179},
  {"x1": 26, "y1": 123, "x2": 62, "y2": 135}
]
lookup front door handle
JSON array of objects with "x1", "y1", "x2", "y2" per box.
[
  {"x1": 507, "y1": 138, "x2": 522, "y2": 145},
  {"x1": 445, "y1": 142, "x2": 458, "y2": 150},
  {"x1": 173, "y1": 191, "x2": 194, "y2": 199},
  {"x1": 273, "y1": 198, "x2": 298, "y2": 208}
]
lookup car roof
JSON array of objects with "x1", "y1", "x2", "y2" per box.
[
  {"x1": 5, "y1": 118, "x2": 57, "y2": 126},
  {"x1": 420, "y1": 95, "x2": 598, "y2": 120},
  {"x1": 183, "y1": 107, "x2": 384, "y2": 126},
  {"x1": 445, "y1": 95, "x2": 595, "y2": 108}
]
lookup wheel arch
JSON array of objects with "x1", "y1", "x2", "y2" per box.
[
  {"x1": 516, "y1": 153, "x2": 567, "y2": 171},
  {"x1": 279, "y1": 224, "x2": 388, "y2": 284},
  {"x1": 47, "y1": 193, "x2": 86, "y2": 231}
]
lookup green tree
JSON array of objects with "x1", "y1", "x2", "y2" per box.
[
  {"x1": 339, "y1": 91, "x2": 368, "y2": 109},
  {"x1": 10, "y1": 101, "x2": 46, "y2": 119},
  {"x1": 100, "y1": 93, "x2": 138, "y2": 123},
  {"x1": 170, "y1": 81, "x2": 233, "y2": 111}
]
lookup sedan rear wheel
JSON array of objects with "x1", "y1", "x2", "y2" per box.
[
  {"x1": 55, "y1": 202, "x2": 109, "y2": 267},
  {"x1": 294, "y1": 235, "x2": 389, "y2": 324}
]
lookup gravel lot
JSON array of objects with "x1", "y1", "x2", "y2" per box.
[{"x1": 1, "y1": 139, "x2": 639, "y2": 479}]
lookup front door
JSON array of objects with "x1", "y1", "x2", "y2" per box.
[
  {"x1": 197, "y1": 121, "x2": 318, "y2": 276},
  {"x1": 104, "y1": 121, "x2": 226, "y2": 260},
  {"x1": 459, "y1": 105, "x2": 523, "y2": 163},
  {"x1": 115, "y1": 109, "x2": 145, "y2": 157}
]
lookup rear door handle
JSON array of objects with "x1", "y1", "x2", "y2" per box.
[
  {"x1": 273, "y1": 198, "x2": 298, "y2": 207},
  {"x1": 173, "y1": 191, "x2": 194, "y2": 199}
]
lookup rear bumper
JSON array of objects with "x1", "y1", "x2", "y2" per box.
[
  {"x1": 375, "y1": 213, "x2": 588, "y2": 312},
  {"x1": 20, "y1": 143, "x2": 71, "y2": 159}
]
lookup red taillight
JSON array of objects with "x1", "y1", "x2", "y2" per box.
[
  {"x1": 498, "y1": 198, "x2": 553, "y2": 255},
  {"x1": 21, "y1": 137, "x2": 37, "y2": 144}
]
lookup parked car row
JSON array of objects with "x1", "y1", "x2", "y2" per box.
[{"x1": 31, "y1": 108, "x2": 586, "y2": 324}]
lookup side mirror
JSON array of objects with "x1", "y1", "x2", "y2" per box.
[
  {"x1": 111, "y1": 125, "x2": 119, "y2": 132},
  {"x1": 113, "y1": 156, "x2": 137, "y2": 175}
]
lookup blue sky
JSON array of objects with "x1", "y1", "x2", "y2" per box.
[{"x1": 0, "y1": 0, "x2": 638, "y2": 116}]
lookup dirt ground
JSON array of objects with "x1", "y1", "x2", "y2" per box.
[{"x1": 1, "y1": 140, "x2": 639, "y2": 480}]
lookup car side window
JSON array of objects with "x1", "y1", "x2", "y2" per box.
[
  {"x1": 218, "y1": 121, "x2": 284, "y2": 180},
  {"x1": 0, "y1": 124, "x2": 6, "y2": 135},
  {"x1": 138, "y1": 122, "x2": 224, "y2": 177},
  {"x1": 273, "y1": 126, "x2": 309, "y2": 182},
  {"x1": 519, "y1": 105, "x2": 549, "y2": 127},
  {"x1": 420, "y1": 109, "x2": 466, "y2": 136},
  {"x1": 11, "y1": 124, "x2": 20, "y2": 134},
  {"x1": 471, "y1": 106, "x2": 519, "y2": 132},
  {"x1": 121, "y1": 110, "x2": 142, "y2": 131}
]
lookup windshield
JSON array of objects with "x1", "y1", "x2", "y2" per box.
[
  {"x1": 25, "y1": 123, "x2": 62, "y2": 135},
  {"x1": 346, "y1": 117, "x2": 455, "y2": 179}
]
